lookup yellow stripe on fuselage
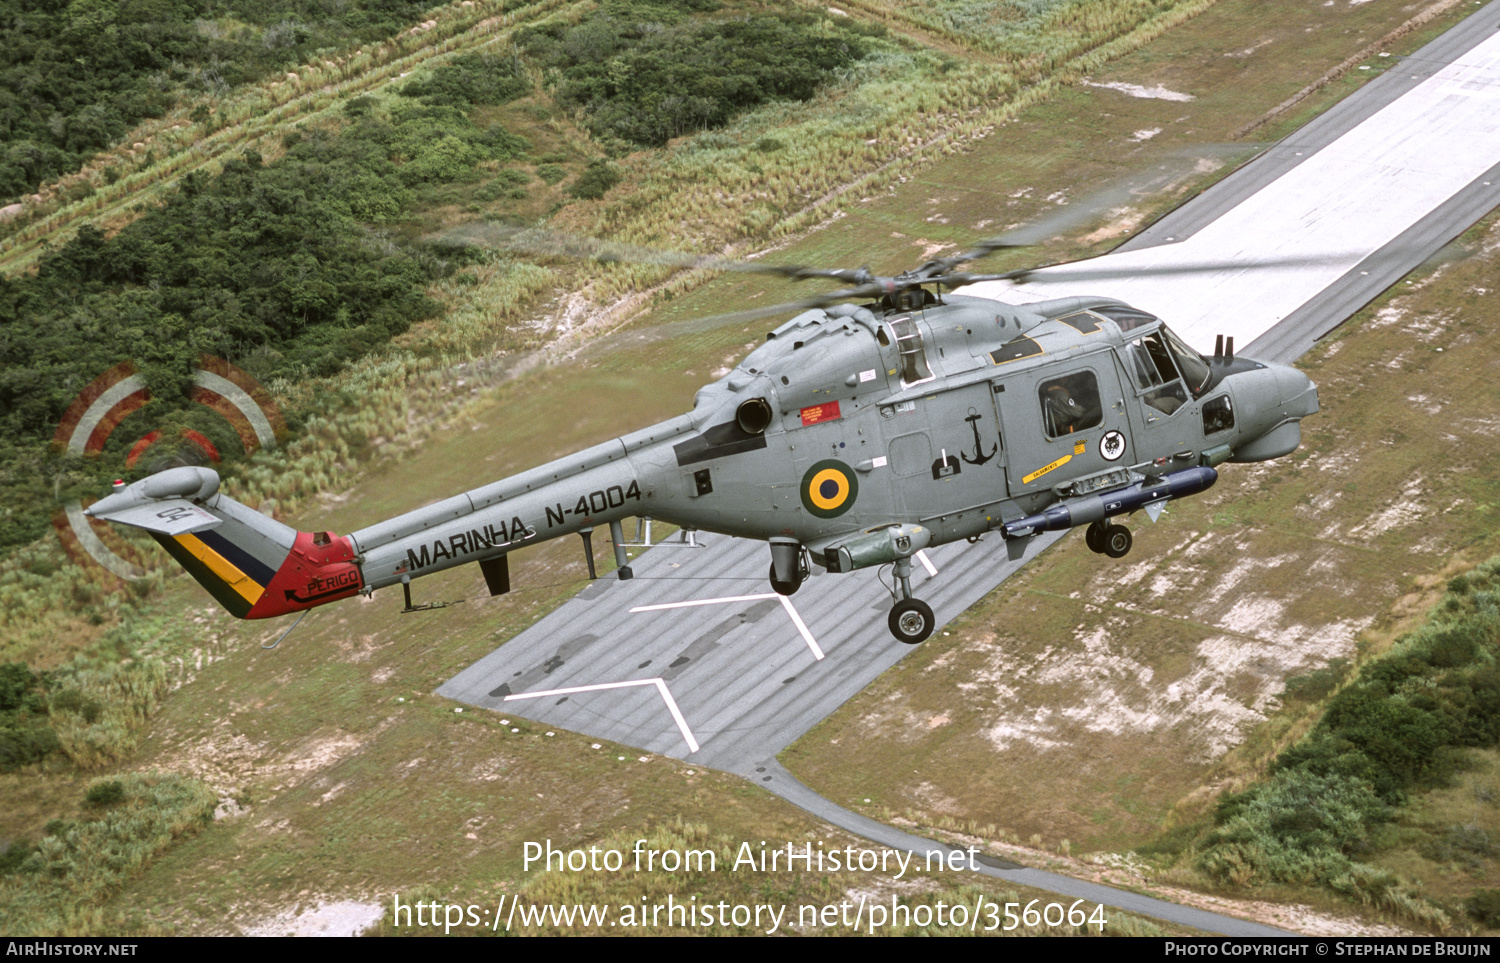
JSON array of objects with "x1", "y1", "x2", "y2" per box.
[
  {"x1": 174, "y1": 533, "x2": 264, "y2": 606},
  {"x1": 1022, "y1": 453, "x2": 1071, "y2": 485}
]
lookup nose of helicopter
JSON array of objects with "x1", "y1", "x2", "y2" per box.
[
  {"x1": 1226, "y1": 361, "x2": 1318, "y2": 463},
  {"x1": 1273, "y1": 363, "x2": 1319, "y2": 419}
]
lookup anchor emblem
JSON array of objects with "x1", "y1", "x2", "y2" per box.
[{"x1": 960, "y1": 409, "x2": 996, "y2": 465}]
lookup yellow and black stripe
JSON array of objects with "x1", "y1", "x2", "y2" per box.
[
  {"x1": 800, "y1": 460, "x2": 858, "y2": 519},
  {"x1": 151, "y1": 529, "x2": 277, "y2": 619}
]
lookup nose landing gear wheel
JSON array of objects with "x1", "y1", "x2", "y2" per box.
[
  {"x1": 1102, "y1": 523, "x2": 1133, "y2": 558},
  {"x1": 1085, "y1": 520, "x2": 1107, "y2": 554},
  {"x1": 888, "y1": 598, "x2": 935, "y2": 645},
  {"x1": 769, "y1": 563, "x2": 802, "y2": 597}
]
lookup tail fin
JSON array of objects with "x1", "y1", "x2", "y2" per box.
[{"x1": 86, "y1": 467, "x2": 363, "y2": 619}]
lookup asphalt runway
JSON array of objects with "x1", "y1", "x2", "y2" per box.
[{"x1": 439, "y1": 4, "x2": 1500, "y2": 935}]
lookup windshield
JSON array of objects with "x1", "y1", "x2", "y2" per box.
[{"x1": 1160, "y1": 325, "x2": 1211, "y2": 395}]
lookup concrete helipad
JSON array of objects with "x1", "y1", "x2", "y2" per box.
[{"x1": 438, "y1": 529, "x2": 1057, "y2": 769}]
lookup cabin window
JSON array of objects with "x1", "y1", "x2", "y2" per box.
[{"x1": 1038, "y1": 371, "x2": 1103, "y2": 437}]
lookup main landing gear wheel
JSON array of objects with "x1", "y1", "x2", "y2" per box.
[
  {"x1": 889, "y1": 598, "x2": 935, "y2": 645},
  {"x1": 1102, "y1": 523, "x2": 1133, "y2": 559},
  {"x1": 1085, "y1": 520, "x2": 1107, "y2": 554},
  {"x1": 769, "y1": 563, "x2": 802, "y2": 597}
]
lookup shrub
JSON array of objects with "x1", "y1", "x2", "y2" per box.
[
  {"x1": 0, "y1": 665, "x2": 37, "y2": 713},
  {"x1": 84, "y1": 780, "x2": 124, "y2": 806},
  {"x1": 1, "y1": 773, "x2": 216, "y2": 932},
  {"x1": 0, "y1": 840, "x2": 34, "y2": 875},
  {"x1": 1467, "y1": 889, "x2": 1500, "y2": 928},
  {"x1": 569, "y1": 161, "x2": 622, "y2": 200},
  {"x1": 529, "y1": 9, "x2": 868, "y2": 147},
  {"x1": 0, "y1": 723, "x2": 59, "y2": 770},
  {"x1": 400, "y1": 51, "x2": 530, "y2": 107},
  {"x1": 1281, "y1": 658, "x2": 1349, "y2": 702}
]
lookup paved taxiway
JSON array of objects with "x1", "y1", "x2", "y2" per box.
[{"x1": 439, "y1": 3, "x2": 1500, "y2": 935}]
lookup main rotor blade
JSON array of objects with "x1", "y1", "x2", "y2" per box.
[
  {"x1": 431, "y1": 223, "x2": 868, "y2": 284},
  {"x1": 934, "y1": 146, "x2": 1270, "y2": 270},
  {"x1": 999, "y1": 252, "x2": 1359, "y2": 284},
  {"x1": 662, "y1": 281, "x2": 892, "y2": 330},
  {"x1": 565, "y1": 282, "x2": 890, "y2": 362}
]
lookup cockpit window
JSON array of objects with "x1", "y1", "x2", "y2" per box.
[
  {"x1": 1160, "y1": 326, "x2": 1211, "y2": 396},
  {"x1": 1203, "y1": 395, "x2": 1234, "y2": 434},
  {"x1": 1122, "y1": 332, "x2": 1188, "y2": 416},
  {"x1": 1090, "y1": 304, "x2": 1160, "y2": 332},
  {"x1": 886, "y1": 316, "x2": 933, "y2": 386}
]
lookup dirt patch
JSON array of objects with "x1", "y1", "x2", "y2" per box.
[
  {"x1": 979, "y1": 597, "x2": 1368, "y2": 763},
  {"x1": 1079, "y1": 207, "x2": 1146, "y2": 244},
  {"x1": 1348, "y1": 475, "x2": 1429, "y2": 541},
  {"x1": 1085, "y1": 81, "x2": 1196, "y2": 101},
  {"x1": 143, "y1": 726, "x2": 267, "y2": 796},
  {"x1": 240, "y1": 899, "x2": 384, "y2": 937},
  {"x1": 147, "y1": 719, "x2": 392, "y2": 797}
]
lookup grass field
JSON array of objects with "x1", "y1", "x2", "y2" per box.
[{"x1": 2, "y1": 0, "x2": 1494, "y2": 937}]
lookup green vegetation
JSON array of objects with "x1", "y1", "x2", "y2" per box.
[
  {"x1": 568, "y1": 159, "x2": 621, "y2": 199},
  {"x1": 1, "y1": 613, "x2": 185, "y2": 772},
  {"x1": 1189, "y1": 559, "x2": 1500, "y2": 925},
  {"x1": 0, "y1": 662, "x2": 58, "y2": 771},
  {"x1": 0, "y1": 0, "x2": 446, "y2": 200},
  {"x1": 520, "y1": 1, "x2": 872, "y2": 150},
  {"x1": 400, "y1": 49, "x2": 532, "y2": 107},
  {"x1": 0, "y1": 772, "x2": 216, "y2": 935},
  {"x1": 84, "y1": 779, "x2": 124, "y2": 806},
  {"x1": 1468, "y1": 889, "x2": 1500, "y2": 928},
  {"x1": 0, "y1": 92, "x2": 537, "y2": 551}
]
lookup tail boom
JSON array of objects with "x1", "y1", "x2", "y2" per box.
[{"x1": 86, "y1": 467, "x2": 363, "y2": 619}]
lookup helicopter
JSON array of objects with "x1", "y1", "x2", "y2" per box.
[{"x1": 84, "y1": 237, "x2": 1319, "y2": 645}]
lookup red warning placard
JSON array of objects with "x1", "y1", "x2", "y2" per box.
[{"x1": 800, "y1": 401, "x2": 841, "y2": 426}]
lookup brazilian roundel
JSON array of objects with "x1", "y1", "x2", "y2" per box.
[{"x1": 800, "y1": 459, "x2": 859, "y2": 518}]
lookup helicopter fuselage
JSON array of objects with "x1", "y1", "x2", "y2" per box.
[{"x1": 87, "y1": 292, "x2": 1318, "y2": 643}]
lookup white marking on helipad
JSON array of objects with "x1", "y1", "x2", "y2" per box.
[
  {"x1": 777, "y1": 595, "x2": 825, "y2": 660},
  {"x1": 915, "y1": 549, "x2": 938, "y2": 578},
  {"x1": 504, "y1": 678, "x2": 700, "y2": 753},
  {"x1": 632, "y1": 591, "x2": 824, "y2": 659},
  {"x1": 630, "y1": 593, "x2": 778, "y2": 612}
]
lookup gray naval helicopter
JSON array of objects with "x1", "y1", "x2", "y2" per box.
[{"x1": 85, "y1": 238, "x2": 1319, "y2": 644}]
